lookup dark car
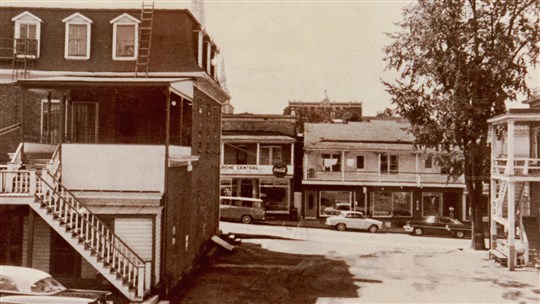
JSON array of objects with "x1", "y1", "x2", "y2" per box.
[
  {"x1": 403, "y1": 216, "x2": 471, "y2": 238},
  {"x1": 0, "y1": 266, "x2": 112, "y2": 304}
]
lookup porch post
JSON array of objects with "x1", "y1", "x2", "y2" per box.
[
  {"x1": 489, "y1": 124, "x2": 497, "y2": 250},
  {"x1": 415, "y1": 153, "x2": 420, "y2": 186},
  {"x1": 377, "y1": 153, "x2": 381, "y2": 182},
  {"x1": 341, "y1": 151, "x2": 345, "y2": 181},
  {"x1": 256, "y1": 143, "x2": 260, "y2": 165},
  {"x1": 220, "y1": 143, "x2": 224, "y2": 165},
  {"x1": 179, "y1": 97, "x2": 184, "y2": 145},
  {"x1": 290, "y1": 143, "x2": 294, "y2": 168},
  {"x1": 60, "y1": 93, "x2": 66, "y2": 145},
  {"x1": 507, "y1": 181, "x2": 516, "y2": 271},
  {"x1": 490, "y1": 178, "x2": 497, "y2": 250},
  {"x1": 47, "y1": 91, "x2": 52, "y2": 143},
  {"x1": 507, "y1": 121, "x2": 515, "y2": 175}
]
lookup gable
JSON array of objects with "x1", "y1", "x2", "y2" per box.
[{"x1": 62, "y1": 12, "x2": 93, "y2": 24}]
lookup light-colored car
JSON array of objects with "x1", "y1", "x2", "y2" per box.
[
  {"x1": 0, "y1": 266, "x2": 112, "y2": 304},
  {"x1": 325, "y1": 211, "x2": 383, "y2": 233},
  {"x1": 0, "y1": 295, "x2": 98, "y2": 304},
  {"x1": 219, "y1": 196, "x2": 266, "y2": 224}
]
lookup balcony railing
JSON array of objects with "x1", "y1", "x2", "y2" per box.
[
  {"x1": 305, "y1": 170, "x2": 463, "y2": 185},
  {"x1": 493, "y1": 158, "x2": 540, "y2": 176}
]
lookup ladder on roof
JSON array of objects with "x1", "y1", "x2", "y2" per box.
[{"x1": 135, "y1": 1, "x2": 155, "y2": 78}]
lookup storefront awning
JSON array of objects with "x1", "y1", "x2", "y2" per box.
[{"x1": 222, "y1": 134, "x2": 296, "y2": 144}]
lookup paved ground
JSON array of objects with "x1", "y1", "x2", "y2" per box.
[{"x1": 172, "y1": 222, "x2": 540, "y2": 304}]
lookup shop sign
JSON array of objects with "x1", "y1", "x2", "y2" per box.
[{"x1": 272, "y1": 162, "x2": 288, "y2": 178}]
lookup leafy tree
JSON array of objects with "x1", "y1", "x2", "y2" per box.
[
  {"x1": 376, "y1": 107, "x2": 395, "y2": 118},
  {"x1": 383, "y1": 0, "x2": 539, "y2": 249}
]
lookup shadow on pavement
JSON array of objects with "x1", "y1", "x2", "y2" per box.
[{"x1": 172, "y1": 243, "x2": 359, "y2": 304}]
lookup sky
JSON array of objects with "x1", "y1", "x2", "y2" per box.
[{"x1": 3, "y1": 0, "x2": 539, "y2": 115}]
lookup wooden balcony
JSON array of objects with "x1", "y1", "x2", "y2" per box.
[
  {"x1": 304, "y1": 170, "x2": 464, "y2": 186},
  {"x1": 492, "y1": 158, "x2": 540, "y2": 180}
]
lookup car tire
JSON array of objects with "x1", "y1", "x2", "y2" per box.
[
  {"x1": 413, "y1": 227, "x2": 423, "y2": 236},
  {"x1": 336, "y1": 223, "x2": 346, "y2": 231},
  {"x1": 241, "y1": 215, "x2": 252, "y2": 224},
  {"x1": 455, "y1": 231, "x2": 465, "y2": 238},
  {"x1": 368, "y1": 225, "x2": 379, "y2": 233}
]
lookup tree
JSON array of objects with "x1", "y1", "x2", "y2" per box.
[
  {"x1": 376, "y1": 107, "x2": 395, "y2": 118},
  {"x1": 383, "y1": 0, "x2": 539, "y2": 250}
]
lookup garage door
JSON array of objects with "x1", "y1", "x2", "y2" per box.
[{"x1": 114, "y1": 218, "x2": 153, "y2": 261}]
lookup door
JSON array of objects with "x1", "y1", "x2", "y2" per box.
[
  {"x1": 304, "y1": 191, "x2": 318, "y2": 219},
  {"x1": 71, "y1": 102, "x2": 98, "y2": 143},
  {"x1": 50, "y1": 231, "x2": 81, "y2": 279},
  {"x1": 422, "y1": 193, "x2": 443, "y2": 217}
]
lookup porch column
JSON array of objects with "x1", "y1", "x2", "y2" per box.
[
  {"x1": 377, "y1": 153, "x2": 381, "y2": 182},
  {"x1": 507, "y1": 181, "x2": 516, "y2": 271},
  {"x1": 507, "y1": 121, "x2": 515, "y2": 175},
  {"x1": 490, "y1": 178, "x2": 497, "y2": 250},
  {"x1": 290, "y1": 143, "x2": 294, "y2": 168},
  {"x1": 47, "y1": 91, "x2": 52, "y2": 143},
  {"x1": 60, "y1": 94, "x2": 66, "y2": 145},
  {"x1": 303, "y1": 151, "x2": 308, "y2": 180},
  {"x1": 341, "y1": 151, "x2": 345, "y2": 181},
  {"x1": 256, "y1": 143, "x2": 260, "y2": 165},
  {"x1": 489, "y1": 124, "x2": 497, "y2": 250},
  {"x1": 415, "y1": 153, "x2": 420, "y2": 186},
  {"x1": 220, "y1": 143, "x2": 224, "y2": 165}
]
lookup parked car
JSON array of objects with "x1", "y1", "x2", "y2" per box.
[
  {"x1": 0, "y1": 295, "x2": 98, "y2": 304},
  {"x1": 0, "y1": 266, "x2": 112, "y2": 304},
  {"x1": 325, "y1": 211, "x2": 383, "y2": 233},
  {"x1": 403, "y1": 216, "x2": 471, "y2": 238},
  {"x1": 219, "y1": 196, "x2": 266, "y2": 224}
]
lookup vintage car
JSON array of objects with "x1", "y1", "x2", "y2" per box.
[
  {"x1": 0, "y1": 295, "x2": 98, "y2": 304},
  {"x1": 219, "y1": 196, "x2": 266, "y2": 224},
  {"x1": 403, "y1": 216, "x2": 471, "y2": 238},
  {"x1": 325, "y1": 211, "x2": 383, "y2": 233},
  {"x1": 0, "y1": 266, "x2": 112, "y2": 304}
]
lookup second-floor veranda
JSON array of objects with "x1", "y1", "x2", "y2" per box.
[
  {"x1": 303, "y1": 143, "x2": 464, "y2": 187},
  {"x1": 220, "y1": 134, "x2": 295, "y2": 177},
  {"x1": 488, "y1": 109, "x2": 540, "y2": 181}
]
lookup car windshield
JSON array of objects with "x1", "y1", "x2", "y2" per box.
[
  {"x1": 30, "y1": 277, "x2": 66, "y2": 294},
  {"x1": 450, "y1": 218, "x2": 463, "y2": 225}
]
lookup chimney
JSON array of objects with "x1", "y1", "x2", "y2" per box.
[{"x1": 192, "y1": 0, "x2": 206, "y2": 28}]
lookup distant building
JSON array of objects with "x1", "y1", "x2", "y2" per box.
[
  {"x1": 283, "y1": 92, "x2": 362, "y2": 132},
  {"x1": 221, "y1": 114, "x2": 298, "y2": 217},
  {"x1": 302, "y1": 119, "x2": 466, "y2": 227}
]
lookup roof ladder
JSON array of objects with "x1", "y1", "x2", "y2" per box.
[{"x1": 135, "y1": 1, "x2": 155, "y2": 78}]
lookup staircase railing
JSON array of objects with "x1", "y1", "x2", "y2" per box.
[
  {"x1": 8, "y1": 143, "x2": 23, "y2": 170},
  {"x1": 35, "y1": 172, "x2": 149, "y2": 298},
  {"x1": 0, "y1": 170, "x2": 39, "y2": 194},
  {"x1": 47, "y1": 145, "x2": 61, "y2": 180}
]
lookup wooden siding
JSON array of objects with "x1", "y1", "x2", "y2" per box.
[
  {"x1": 154, "y1": 210, "x2": 162, "y2": 284},
  {"x1": 114, "y1": 218, "x2": 153, "y2": 261}
]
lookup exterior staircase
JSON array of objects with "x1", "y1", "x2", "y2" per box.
[{"x1": 1, "y1": 144, "x2": 151, "y2": 302}]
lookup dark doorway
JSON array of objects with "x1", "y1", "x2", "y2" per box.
[{"x1": 50, "y1": 231, "x2": 81, "y2": 278}]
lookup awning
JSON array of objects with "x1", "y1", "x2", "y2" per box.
[{"x1": 305, "y1": 141, "x2": 415, "y2": 152}]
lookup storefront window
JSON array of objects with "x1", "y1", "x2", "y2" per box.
[
  {"x1": 260, "y1": 179, "x2": 289, "y2": 212},
  {"x1": 320, "y1": 191, "x2": 352, "y2": 216},
  {"x1": 220, "y1": 179, "x2": 232, "y2": 196},
  {"x1": 372, "y1": 191, "x2": 412, "y2": 217},
  {"x1": 422, "y1": 192, "x2": 442, "y2": 217}
]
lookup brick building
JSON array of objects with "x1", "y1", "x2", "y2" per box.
[{"x1": 0, "y1": 5, "x2": 228, "y2": 302}]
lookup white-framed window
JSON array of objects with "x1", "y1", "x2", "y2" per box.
[
  {"x1": 12, "y1": 11, "x2": 42, "y2": 58},
  {"x1": 110, "y1": 13, "x2": 139, "y2": 61},
  {"x1": 63, "y1": 13, "x2": 92, "y2": 60},
  {"x1": 356, "y1": 155, "x2": 365, "y2": 170},
  {"x1": 380, "y1": 154, "x2": 398, "y2": 173},
  {"x1": 40, "y1": 99, "x2": 63, "y2": 144},
  {"x1": 260, "y1": 145, "x2": 282, "y2": 165}
]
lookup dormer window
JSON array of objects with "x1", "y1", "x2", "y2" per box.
[
  {"x1": 63, "y1": 13, "x2": 92, "y2": 60},
  {"x1": 110, "y1": 13, "x2": 139, "y2": 61},
  {"x1": 12, "y1": 11, "x2": 42, "y2": 58}
]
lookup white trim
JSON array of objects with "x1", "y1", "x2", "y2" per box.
[
  {"x1": 64, "y1": 21, "x2": 92, "y2": 60},
  {"x1": 1, "y1": 69, "x2": 207, "y2": 78},
  {"x1": 111, "y1": 14, "x2": 139, "y2": 61},
  {"x1": 62, "y1": 12, "x2": 93, "y2": 24},
  {"x1": 13, "y1": 11, "x2": 42, "y2": 58},
  {"x1": 40, "y1": 98, "x2": 61, "y2": 142}
]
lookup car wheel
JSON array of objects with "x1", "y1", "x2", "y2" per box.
[
  {"x1": 413, "y1": 227, "x2": 423, "y2": 236},
  {"x1": 368, "y1": 225, "x2": 379, "y2": 233},
  {"x1": 336, "y1": 223, "x2": 346, "y2": 231},
  {"x1": 241, "y1": 215, "x2": 252, "y2": 224},
  {"x1": 455, "y1": 231, "x2": 465, "y2": 238}
]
